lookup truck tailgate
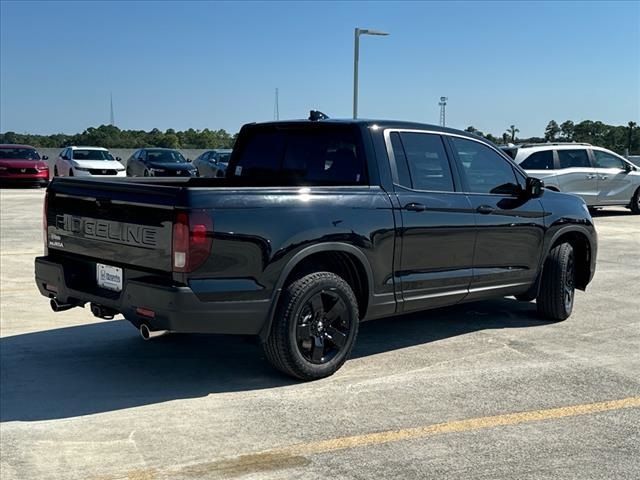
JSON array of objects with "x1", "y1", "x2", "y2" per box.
[{"x1": 45, "y1": 178, "x2": 182, "y2": 272}]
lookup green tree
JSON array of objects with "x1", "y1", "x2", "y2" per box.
[
  {"x1": 560, "y1": 120, "x2": 574, "y2": 141},
  {"x1": 506, "y1": 125, "x2": 519, "y2": 143},
  {"x1": 544, "y1": 120, "x2": 560, "y2": 141},
  {"x1": 628, "y1": 121, "x2": 637, "y2": 154}
]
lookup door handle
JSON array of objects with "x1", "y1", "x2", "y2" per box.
[
  {"x1": 600, "y1": 176, "x2": 608, "y2": 180},
  {"x1": 404, "y1": 202, "x2": 426, "y2": 212},
  {"x1": 586, "y1": 174, "x2": 597, "y2": 179},
  {"x1": 476, "y1": 205, "x2": 495, "y2": 214}
]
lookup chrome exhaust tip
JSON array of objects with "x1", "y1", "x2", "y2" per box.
[
  {"x1": 50, "y1": 298, "x2": 76, "y2": 312},
  {"x1": 140, "y1": 323, "x2": 169, "y2": 341}
]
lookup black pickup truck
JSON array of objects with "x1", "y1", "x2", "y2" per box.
[{"x1": 35, "y1": 118, "x2": 597, "y2": 380}]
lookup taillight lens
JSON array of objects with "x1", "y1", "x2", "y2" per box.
[
  {"x1": 43, "y1": 192, "x2": 49, "y2": 255},
  {"x1": 172, "y1": 210, "x2": 213, "y2": 272}
]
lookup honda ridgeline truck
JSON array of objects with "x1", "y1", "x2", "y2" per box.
[{"x1": 35, "y1": 117, "x2": 597, "y2": 380}]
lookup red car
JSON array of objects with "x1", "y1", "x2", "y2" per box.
[{"x1": 0, "y1": 144, "x2": 49, "y2": 187}]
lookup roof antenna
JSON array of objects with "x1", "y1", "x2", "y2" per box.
[{"x1": 309, "y1": 110, "x2": 330, "y2": 121}]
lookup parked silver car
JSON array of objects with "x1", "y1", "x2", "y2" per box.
[
  {"x1": 192, "y1": 149, "x2": 232, "y2": 178},
  {"x1": 510, "y1": 143, "x2": 640, "y2": 214}
]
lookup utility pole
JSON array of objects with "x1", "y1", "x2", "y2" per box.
[
  {"x1": 439, "y1": 96, "x2": 448, "y2": 127},
  {"x1": 110, "y1": 92, "x2": 115, "y2": 126},
  {"x1": 274, "y1": 88, "x2": 279, "y2": 121}
]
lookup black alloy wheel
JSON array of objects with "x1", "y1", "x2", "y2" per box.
[
  {"x1": 295, "y1": 289, "x2": 351, "y2": 364},
  {"x1": 263, "y1": 271, "x2": 359, "y2": 380}
]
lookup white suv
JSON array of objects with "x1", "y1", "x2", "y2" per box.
[
  {"x1": 507, "y1": 143, "x2": 640, "y2": 214},
  {"x1": 55, "y1": 146, "x2": 126, "y2": 178}
]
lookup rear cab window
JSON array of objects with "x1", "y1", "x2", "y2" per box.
[
  {"x1": 392, "y1": 132, "x2": 455, "y2": 192},
  {"x1": 228, "y1": 125, "x2": 367, "y2": 186}
]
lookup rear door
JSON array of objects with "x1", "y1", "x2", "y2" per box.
[
  {"x1": 447, "y1": 136, "x2": 546, "y2": 298},
  {"x1": 592, "y1": 149, "x2": 636, "y2": 204},
  {"x1": 386, "y1": 130, "x2": 476, "y2": 312},
  {"x1": 555, "y1": 148, "x2": 599, "y2": 204}
]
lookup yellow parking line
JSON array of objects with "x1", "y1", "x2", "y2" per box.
[
  {"x1": 274, "y1": 396, "x2": 640, "y2": 457},
  {"x1": 107, "y1": 396, "x2": 640, "y2": 479}
]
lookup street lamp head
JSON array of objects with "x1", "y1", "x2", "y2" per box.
[{"x1": 357, "y1": 28, "x2": 390, "y2": 36}]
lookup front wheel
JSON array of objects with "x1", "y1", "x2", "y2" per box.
[
  {"x1": 263, "y1": 272, "x2": 359, "y2": 380},
  {"x1": 537, "y1": 243, "x2": 575, "y2": 321},
  {"x1": 631, "y1": 188, "x2": 640, "y2": 214}
]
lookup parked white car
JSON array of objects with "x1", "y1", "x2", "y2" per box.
[
  {"x1": 54, "y1": 147, "x2": 125, "y2": 178},
  {"x1": 508, "y1": 143, "x2": 640, "y2": 214}
]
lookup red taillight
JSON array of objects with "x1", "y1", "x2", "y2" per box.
[
  {"x1": 43, "y1": 192, "x2": 49, "y2": 254},
  {"x1": 172, "y1": 210, "x2": 213, "y2": 272}
]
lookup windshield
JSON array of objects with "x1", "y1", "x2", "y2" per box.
[
  {"x1": 72, "y1": 149, "x2": 114, "y2": 161},
  {"x1": 147, "y1": 150, "x2": 187, "y2": 163},
  {"x1": 0, "y1": 148, "x2": 40, "y2": 160}
]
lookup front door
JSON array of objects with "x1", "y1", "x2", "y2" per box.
[
  {"x1": 555, "y1": 149, "x2": 599, "y2": 205},
  {"x1": 447, "y1": 136, "x2": 546, "y2": 300},
  {"x1": 387, "y1": 130, "x2": 476, "y2": 312},
  {"x1": 592, "y1": 149, "x2": 637, "y2": 205}
]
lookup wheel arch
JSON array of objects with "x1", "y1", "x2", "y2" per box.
[
  {"x1": 259, "y1": 243, "x2": 374, "y2": 341},
  {"x1": 546, "y1": 227, "x2": 595, "y2": 291}
]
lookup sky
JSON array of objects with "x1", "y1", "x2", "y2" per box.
[{"x1": 1, "y1": 0, "x2": 638, "y2": 137}]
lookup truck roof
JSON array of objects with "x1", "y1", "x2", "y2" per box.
[{"x1": 249, "y1": 118, "x2": 476, "y2": 137}]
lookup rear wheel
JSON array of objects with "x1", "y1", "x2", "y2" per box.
[
  {"x1": 54, "y1": 166, "x2": 59, "y2": 176},
  {"x1": 631, "y1": 188, "x2": 640, "y2": 214},
  {"x1": 263, "y1": 272, "x2": 359, "y2": 380},
  {"x1": 537, "y1": 243, "x2": 575, "y2": 321}
]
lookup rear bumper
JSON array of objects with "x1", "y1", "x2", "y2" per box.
[{"x1": 34, "y1": 256, "x2": 269, "y2": 335}]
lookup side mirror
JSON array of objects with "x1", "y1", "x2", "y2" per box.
[
  {"x1": 186, "y1": 158, "x2": 192, "y2": 163},
  {"x1": 624, "y1": 162, "x2": 633, "y2": 172},
  {"x1": 526, "y1": 177, "x2": 544, "y2": 198},
  {"x1": 116, "y1": 156, "x2": 122, "y2": 162},
  {"x1": 42, "y1": 155, "x2": 49, "y2": 160}
]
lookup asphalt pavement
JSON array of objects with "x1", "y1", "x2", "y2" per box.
[{"x1": 1, "y1": 187, "x2": 638, "y2": 479}]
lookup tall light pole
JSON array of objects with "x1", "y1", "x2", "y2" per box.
[{"x1": 353, "y1": 27, "x2": 389, "y2": 119}]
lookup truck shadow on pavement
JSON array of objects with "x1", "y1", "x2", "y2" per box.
[{"x1": 1, "y1": 298, "x2": 546, "y2": 422}]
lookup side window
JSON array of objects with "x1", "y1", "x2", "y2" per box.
[
  {"x1": 520, "y1": 150, "x2": 554, "y2": 170},
  {"x1": 389, "y1": 132, "x2": 412, "y2": 187},
  {"x1": 398, "y1": 132, "x2": 455, "y2": 192},
  {"x1": 557, "y1": 149, "x2": 590, "y2": 168},
  {"x1": 593, "y1": 150, "x2": 625, "y2": 169},
  {"x1": 450, "y1": 137, "x2": 520, "y2": 195},
  {"x1": 139, "y1": 150, "x2": 147, "y2": 161}
]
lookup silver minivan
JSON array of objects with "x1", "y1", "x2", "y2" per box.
[{"x1": 509, "y1": 143, "x2": 640, "y2": 214}]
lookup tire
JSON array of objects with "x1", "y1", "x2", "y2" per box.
[
  {"x1": 263, "y1": 272, "x2": 359, "y2": 380},
  {"x1": 536, "y1": 243, "x2": 575, "y2": 321},
  {"x1": 54, "y1": 166, "x2": 59, "y2": 176},
  {"x1": 631, "y1": 188, "x2": 640, "y2": 214},
  {"x1": 68, "y1": 169, "x2": 74, "y2": 177},
  {"x1": 143, "y1": 169, "x2": 150, "y2": 177}
]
